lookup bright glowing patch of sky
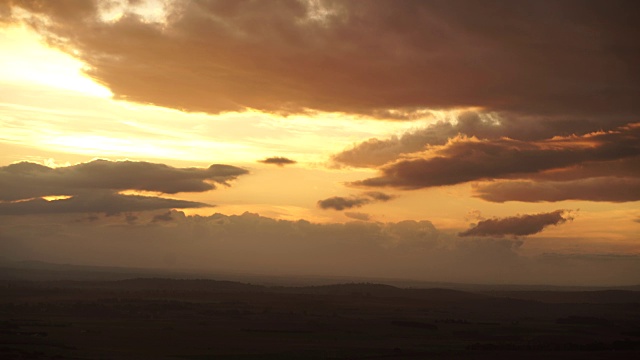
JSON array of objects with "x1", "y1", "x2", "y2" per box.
[
  {"x1": 0, "y1": 26, "x2": 417, "y2": 166},
  {"x1": 0, "y1": 26, "x2": 112, "y2": 97}
]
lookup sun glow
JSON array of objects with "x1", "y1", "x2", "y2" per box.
[
  {"x1": 44, "y1": 134, "x2": 193, "y2": 160},
  {"x1": 0, "y1": 26, "x2": 112, "y2": 98}
]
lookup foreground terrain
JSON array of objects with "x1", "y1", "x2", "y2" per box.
[{"x1": 1, "y1": 267, "x2": 639, "y2": 359}]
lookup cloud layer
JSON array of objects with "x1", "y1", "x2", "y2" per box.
[
  {"x1": 459, "y1": 210, "x2": 573, "y2": 237},
  {"x1": 333, "y1": 112, "x2": 632, "y2": 168},
  {"x1": 2, "y1": 0, "x2": 639, "y2": 118},
  {"x1": 0, "y1": 192, "x2": 208, "y2": 216},
  {"x1": 2, "y1": 211, "x2": 638, "y2": 286},
  {"x1": 0, "y1": 160, "x2": 247, "y2": 214},
  {"x1": 475, "y1": 177, "x2": 640, "y2": 203},
  {"x1": 318, "y1": 192, "x2": 394, "y2": 211},
  {"x1": 0, "y1": 159, "x2": 248, "y2": 201},
  {"x1": 351, "y1": 123, "x2": 640, "y2": 201}
]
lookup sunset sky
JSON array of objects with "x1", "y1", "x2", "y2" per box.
[{"x1": 1, "y1": 0, "x2": 639, "y2": 285}]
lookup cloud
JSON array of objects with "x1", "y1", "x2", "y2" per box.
[
  {"x1": 471, "y1": 155, "x2": 640, "y2": 203},
  {"x1": 2, "y1": 211, "x2": 639, "y2": 286},
  {"x1": 352, "y1": 123, "x2": 640, "y2": 190},
  {"x1": 0, "y1": 159, "x2": 245, "y2": 215},
  {"x1": 338, "y1": 117, "x2": 640, "y2": 203},
  {"x1": 333, "y1": 112, "x2": 633, "y2": 168},
  {"x1": 152, "y1": 211, "x2": 174, "y2": 222},
  {"x1": 318, "y1": 196, "x2": 369, "y2": 211},
  {"x1": 0, "y1": 192, "x2": 209, "y2": 216},
  {"x1": 526, "y1": 156, "x2": 640, "y2": 182},
  {"x1": 258, "y1": 157, "x2": 297, "y2": 166},
  {"x1": 0, "y1": 159, "x2": 248, "y2": 201},
  {"x1": 344, "y1": 212, "x2": 371, "y2": 221},
  {"x1": 0, "y1": 210, "x2": 514, "y2": 282},
  {"x1": 125, "y1": 213, "x2": 139, "y2": 224},
  {"x1": 317, "y1": 192, "x2": 395, "y2": 211},
  {"x1": 459, "y1": 210, "x2": 573, "y2": 237},
  {"x1": 2, "y1": 1, "x2": 639, "y2": 118},
  {"x1": 475, "y1": 177, "x2": 640, "y2": 203}
]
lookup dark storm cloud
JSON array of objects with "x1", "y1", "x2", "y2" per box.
[
  {"x1": 0, "y1": 192, "x2": 208, "y2": 216},
  {"x1": 333, "y1": 112, "x2": 633, "y2": 168},
  {"x1": 258, "y1": 157, "x2": 297, "y2": 166},
  {"x1": 317, "y1": 192, "x2": 395, "y2": 211},
  {"x1": 2, "y1": 0, "x2": 639, "y2": 118},
  {"x1": 459, "y1": 210, "x2": 573, "y2": 237},
  {"x1": 353, "y1": 123, "x2": 640, "y2": 190},
  {"x1": 475, "y1": 177, "x2": 640, "y2": 203},
  {"x1": 0, "y1": 159, "x2": 248, "y2": 201}
]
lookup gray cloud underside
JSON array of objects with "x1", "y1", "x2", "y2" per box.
[
  {"x1": 336, "y1": 114, "x2": 640, "y2": 202},
  {"x1": 0, "y1": 159, "x2": 248, "y2": 201},
  {"x1": 0, "y1": 192, "x2": 209, "y2": 216},
  {"x1": 333, "y1": 112, "x2": 633, "y2": 168},
  {"x1": 258, "y1": 157, "x2": 297, "y2": 166},
  {"x1": 152, "y1": 211, "x2": 175, "y2": 222},
  {"x1": 2, "y1": 211, "x2": 638, "y2": 286},
  {"x1": 353, "y1": 123, "x2": 640, "y2": 191},
  {"x1": 344, "y1": 212, "x2": 371, "y2": 221},
  {"x1": 524, "y1": 157, "x2": 640, "y2": 182},
  {"x1": 459, "y1": 210, "x2": 572, "y2": 237},
  {"x1": 475, "y1": 177, "x2": 640, "y2": 203},
  {"x1": 2, "y1": 0, "x2": 639, "y2": 118},
  {"x1": 318, "y1": 192, "x2": 394, "y2": 211}
]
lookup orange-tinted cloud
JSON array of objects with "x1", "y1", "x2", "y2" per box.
[
  {"x1": 459, "y1": 210, "x2": 573, "y2": 237},
  {"x1": 333, "y1": 112, "x2": 632, "y2": 168},
  {"x1": 352, "y1": 124, "x2": 640, "y2": 193},
  {"x1": 475, "y1": 177, "x2": 640, "y2": 203},
  {"x1": 2, "y1": 0, "x2": 639, "y2": 118}
]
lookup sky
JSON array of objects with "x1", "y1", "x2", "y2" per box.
[{"x1": 0, "y1": 0, "x2": 639, "y2": 286}]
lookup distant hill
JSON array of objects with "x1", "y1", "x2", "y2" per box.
[{"x1": 1, "y1": 260, "x2": 639, "y2": 293}]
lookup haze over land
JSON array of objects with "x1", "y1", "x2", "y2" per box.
[{"x1": 0, "y1": 0, "x2": 639, "y2": 286}]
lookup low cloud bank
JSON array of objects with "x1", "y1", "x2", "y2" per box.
[{"x1": 1, "y1": 211, "x2": 637, "y2": 286}]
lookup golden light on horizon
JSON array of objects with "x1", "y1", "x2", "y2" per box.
[{"x1": 42, "y1": 195, "x2": 72, "y2": 202}]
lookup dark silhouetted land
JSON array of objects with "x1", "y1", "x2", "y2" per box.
[{"x1": 1, "y1": 262, "x2": 639, "y2": 359}]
